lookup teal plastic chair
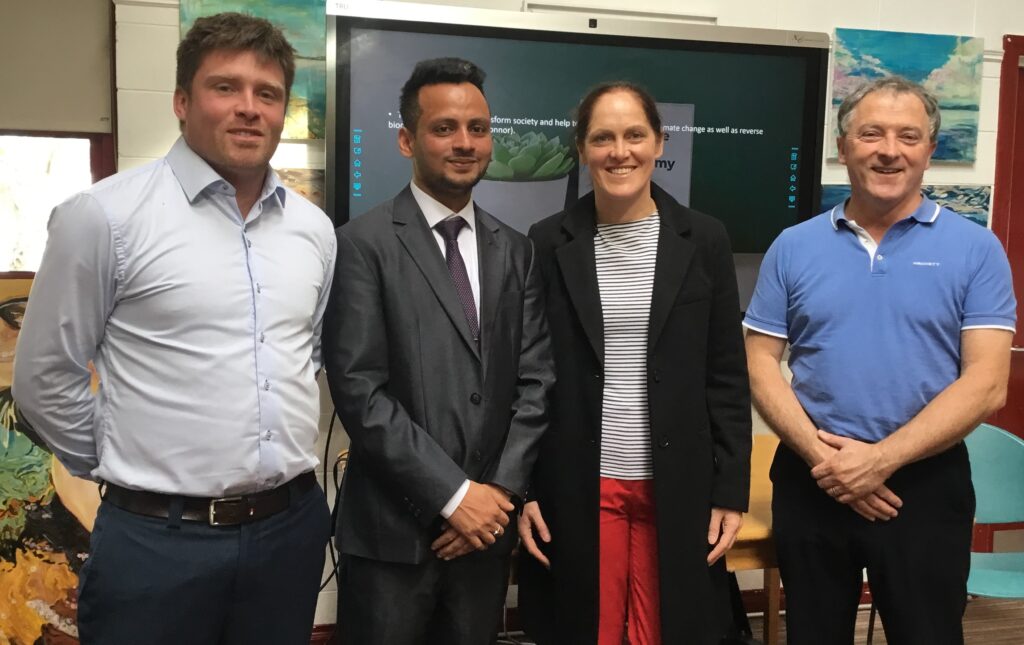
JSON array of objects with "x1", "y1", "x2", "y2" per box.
[{"x1": 965, "y1": 423, "x2": 1024, "y2": 598}]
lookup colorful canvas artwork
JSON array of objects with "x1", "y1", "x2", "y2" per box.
[
  {"x1": 0, "y1": 274, "x2": 100, "y2": 645},
  {"x1": 831, "y1": 28, "x2": 983, "y2": 163},
  {"x1": 819, "y1": 184, "x2": 991, "y2": 226},
  {"x1": 180, "y1": 0, "x2": 327, "y2": 140}
]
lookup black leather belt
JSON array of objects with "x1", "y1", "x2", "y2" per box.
[{"x1": 101, "y1": 471, "x2": 317, "y2": 526}]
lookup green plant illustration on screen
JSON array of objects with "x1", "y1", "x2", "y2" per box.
[{"x1": 485, "y1": 132, "x2": 575, "y2": 181}]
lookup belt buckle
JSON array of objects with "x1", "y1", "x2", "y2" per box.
[{"x1": 209, "y1": 495, "x2": 244, "y2": 526}]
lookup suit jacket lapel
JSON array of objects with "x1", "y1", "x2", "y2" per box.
[
  {"x1": 392, "y1": 187, "x2": 481, "y2": 361},
  {"x1": 476, "y1": 207, "x2": 506, "y2": 374},
  {"x1": 555, "y1": 195, "x2": 604, "y2": 365},
  {"x1": 647, "y1": 186, "x2": 695, "y2": 352}
]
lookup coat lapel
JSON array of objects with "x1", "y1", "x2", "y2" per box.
[
  {"x1": 555, "y1": 195, "x2": 604, "y2": 365},
  {"x1": 476, "y1": 207, "x2": 506, "y2": 375},
  {"x1": 647, "y1": 185, "x2": 695, "y2": 352},
  {"x1": 392, "y1": 187, "x2": 481, "y2": 361}
]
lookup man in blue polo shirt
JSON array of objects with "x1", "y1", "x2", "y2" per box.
[{"x1": 744, "y1": 76, "x2": 1015, "y2": 644}]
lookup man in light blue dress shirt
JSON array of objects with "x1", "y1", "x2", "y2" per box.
[{"x1": 12, "y1": 13, "x2": 336, "y2": 645}]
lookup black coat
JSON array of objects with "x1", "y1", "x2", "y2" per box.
[{"x1": 518, "y1": 184, "x2": 751, "y2": 644}]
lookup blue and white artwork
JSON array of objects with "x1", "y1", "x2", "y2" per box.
[
  {"x1": 831, "y1": 28, "x2": 983, "y2": 163},
  {"x1": 819, "y1": 184, "x2": 991, "y2": 226}
]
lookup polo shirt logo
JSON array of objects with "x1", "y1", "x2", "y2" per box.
[{"x1": 912, "y1": 261, "x2": 941, "y2": 267}]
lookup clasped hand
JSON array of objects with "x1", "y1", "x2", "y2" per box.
[
  {"x1": 811, "y1": 430, "x2": 903, "y2": 521},
  {"x1": 432, "y1": 482, "x2": 514, "y2": 560}
]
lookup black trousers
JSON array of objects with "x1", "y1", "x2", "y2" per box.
[
  {"x1": 78, "y1": 483, "x2": 331, "y2": 645},
  {"x1": 335, "y1": 552, "x2": 508, "y2": 645},
  {"x1": 771, "y1": 441, "x2": 974, "y2": 645}
]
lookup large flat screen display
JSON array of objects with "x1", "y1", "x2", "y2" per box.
[{"x1": 328, "y1": 3, "x2": 829, "y2": 255}]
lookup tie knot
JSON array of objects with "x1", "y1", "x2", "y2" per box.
[{"x1": 436, "y1": 217, "x2": 467, "y2": 242}]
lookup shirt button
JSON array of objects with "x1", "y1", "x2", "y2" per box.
[
  {"x1": 470, "y1": 393, "x2": 482, "y2": 405},
  {"x1": 876, "y1": 254, "x2": 884, "y2": 261},
  {"x1": 256, "y1": 283, "x2": 262, "y2": 293},
  {"x1": 246, "y1": 239, "x2": 252, "y2": 248},
  {"x1": 264, "y1": 380, "x2": 271, "y2": 391},
  {"x1": 259, "y1": 332, "x2": 266, "y2": 343},
  {"x1": 264, "y1": 431, "x2": 272, "y2": 441}
]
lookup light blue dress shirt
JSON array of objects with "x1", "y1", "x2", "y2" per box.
[{"x1": 13, "y1": 138, "x2": 336, "y2": 496}]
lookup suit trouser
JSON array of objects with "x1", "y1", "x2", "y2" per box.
[
  {"x1": 335, "y1": 551, "x2": 508, "y2": 645},
  {"x1": 771, "y1": 441, "x2": 974, "y2": 645},
  {"x1": 77, "y1": 483, "x2": 331, "y2": 645}
]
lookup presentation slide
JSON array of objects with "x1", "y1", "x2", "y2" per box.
[{"x1": 344, "y1": 27, "x2": 815, "y2": 253}]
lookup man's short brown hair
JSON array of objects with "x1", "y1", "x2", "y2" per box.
[{"x1": 176, "y1": 12, "x2": 296, "y2": 98}]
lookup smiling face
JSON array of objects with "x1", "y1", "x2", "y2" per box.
[
  {"x1": 398, "y1": 82, "x2": 492, "y2": 212},
  {"x1": 579, "y1": 89, "x2": 664, "y2": 219},
  {"x1": 172, "y1": 48, "x2": 287, "y2": 189},
  {"x1": 837, "y1": 89, "x2": 936, "y2": 219}
]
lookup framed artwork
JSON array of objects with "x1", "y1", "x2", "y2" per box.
[
  {"x1": 1, "y1": 272, "x2": 99, "y2": 645},
  {"x1": 831, "y1": 28, "x2": 983, "y2": 163}
]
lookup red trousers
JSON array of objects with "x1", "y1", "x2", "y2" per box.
[{"x1": 599, "y1": 477, "x2": 661, "y2": 645}]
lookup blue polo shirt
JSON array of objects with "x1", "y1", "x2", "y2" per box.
[{"x1": 744, "y1": 197, "x2": 1016, "y2": 443}]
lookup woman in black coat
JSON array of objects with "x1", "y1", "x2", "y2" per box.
[{"x1": 517, "y1": 82, "x2": 752, "y2": 645}]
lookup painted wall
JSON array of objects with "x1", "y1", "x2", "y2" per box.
[{"x1": 103, "y1": 0, "x2": 1024, "y2": 624}]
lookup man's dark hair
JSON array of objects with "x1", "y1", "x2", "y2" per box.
[
  {"x1": 399, "y1": 58, "x2": 487, "y2": 132},
  {"x1": 176, "y1": 12, "x2": 296, "y2": 99},
  {"x1": 574, "y1": 81, "x2": 663, "y2": 149}
]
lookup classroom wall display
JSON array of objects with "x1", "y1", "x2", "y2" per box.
[
  {"x1": 180, "y1": 0, "x2": 327, "y2": 140},
  {"x1": 0, "y1": 274, "x2": 100, "y2": 645},
  {"x1": 819, "y1": 184, "x2": 991, "y2": 226},
  {"x1": 830, "y1": 28, "x2": 983, "y2": 163}
]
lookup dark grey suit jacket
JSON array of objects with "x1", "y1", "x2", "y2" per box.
[{"x1": 324, "y1": 186, "x2": 554, "y2": 565}]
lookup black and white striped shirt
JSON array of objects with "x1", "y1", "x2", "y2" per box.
[{"x1": 595, "y1": 213, "x2": 660, "y2": 479}]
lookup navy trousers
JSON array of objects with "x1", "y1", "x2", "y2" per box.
[
  {"x1": 78, "y1": 482, "x2": 331, "y2": 645},
  {"x1": 771, "y1": 442, "x2": 974, "y2": 645}
]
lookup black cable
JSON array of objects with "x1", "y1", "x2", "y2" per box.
[{"x1": 319, "y1": 410, "x2": 341, "y2": 592}]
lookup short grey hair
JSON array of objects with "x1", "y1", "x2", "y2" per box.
[{"x1": 836, "y1": 76, "x2": 941, "y2": 142}]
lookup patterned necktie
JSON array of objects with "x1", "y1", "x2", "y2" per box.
[{"x1": 435, "y1": 217, "x2": 480, "y2": 341}]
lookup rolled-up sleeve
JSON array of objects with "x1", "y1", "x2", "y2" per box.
[{"x1": 12, "y1": 192, "x2": 119, "y2": 478}]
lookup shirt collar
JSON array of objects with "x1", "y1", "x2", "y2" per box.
[
  {"x1": 409, "y1": 180, "x2": 476, "y2": 231},
  {"x1": 166, "y1": 137, "x2": 286, "y2": 208},
  {"x1": 830, "y1": 194, "x2": 941, "y2": 230}
]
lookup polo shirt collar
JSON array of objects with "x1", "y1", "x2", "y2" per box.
[
  {"x1": 166, "y1": 137, "x2": 286, "y2": 208},
  {"x1": 830, "y1": 195, "x2": 941, "y2": 230}
]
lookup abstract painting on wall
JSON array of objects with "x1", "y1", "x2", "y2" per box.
[
  {"x1": 1, "y1": 273, "x2": 101, "y2": 645},
  {"x1": 180, "y1": 0, "x2": 327, "y2": 140},
  {"x1": 831, "y1": 28, "x2": 983, "y2": 163},
  {"x1": 820, "y1": 184, "x2": 991, "y2": 226}
]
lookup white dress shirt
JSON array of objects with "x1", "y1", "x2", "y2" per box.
[
  {"x1": 408, "y1": 181, "x2": 479, "y2": 517},
  {"x1": 13, "y1": 138, "x2": 336, "y2": 496}
]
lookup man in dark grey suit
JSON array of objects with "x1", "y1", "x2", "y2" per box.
[{"x1": 324, "y1": 58, "x2": 554, "y2": 645}]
